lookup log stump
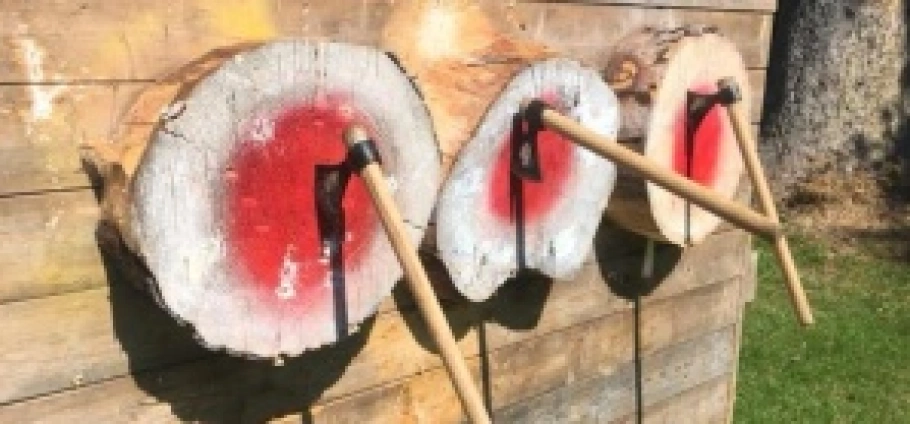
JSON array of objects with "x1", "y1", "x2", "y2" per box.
[
  {"x1": 99, "y1": 42, "x2": 440, "y2": 357},
  {"x1": 381, "y1": 0, "x2": 550, "y2": 173},
  {"x1": 436, "y1": 59, "x2": 620, "y2": 301},
  {"x1": 603, "y1": 27, "x2": 750, "y2": 245}
]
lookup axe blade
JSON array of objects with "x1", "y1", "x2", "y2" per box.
[
  {"x1": 510, "y1": 113, "x2": 543, "y2": 182},
  {"x1": 314, "y1": 163, "x2": 351, "y2": 253}
]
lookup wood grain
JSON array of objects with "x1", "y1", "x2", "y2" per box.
[
  {"x1": 0, "y1": 125, "x2": 764, "y2": 309},
  {"x1": 0, "y1": 190, "x2": 103, "y2": 303},
  {"x1": 0, "y1": 2, "x2": 771, "y2": 82},
  {"x1": 510, "y1": 4, "x2": 773, "y2": 67},
  {"x1": 0, "y1": 2, "x2": 772, "y2": 196},
  {"x1": 611, "y1": 375, "x2": 732, "y2": 424},
  {"x1": 0, "y1": 274, "x2": 745, "y2": 422},
  {"x1": 435, "y1": 59, "x2": 620, "y2": 301},
  {"x1": 0, "y1": 154, "x2": 747, "y2": 306},
  {"x1": 518, "y1": 0, "x2": 777, "y2": 12},
  {"x1": 0, "y1": 1, "x2": 391, "y2": 82},
  {"x1": 493, "y1": 326, "x2": 736, "y2": 423},
  {"x1": 0, "y1": 71, "x2": 765, "y2": 198},
  {"x1": 0, "y1": 0, "x2": 774, "y2": 420},
  {"x1": 0, "y1": 229, "x2": 748, "y2": 407}
]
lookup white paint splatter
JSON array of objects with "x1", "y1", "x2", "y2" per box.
[
  {"x1": 247, "y1": 115, "x2": 275, "y2": 144},
  {"x1": 16, "y1": 38, "x2": 65, "y2": 122},
  {"x1": 275, "y1": 247, "x2": 298, "y2": 300},
  {"x1": 160, "y1": 101, "x2": 186, "y2": 121},
  {"x1": 45, "y1": 211, "x2": 61, "y2": 230}
]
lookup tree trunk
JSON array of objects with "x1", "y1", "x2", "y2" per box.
[{"x1": 761, "y1": 0, "x2": 907, "y2": 198}]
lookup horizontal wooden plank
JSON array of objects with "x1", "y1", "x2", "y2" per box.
[
  {"x1": 0, "y1": 275, "x2": 744, "y2": 422},
  {"x1": 0, "y1": 1, "x2": 770, "y2": 83},
  {"x1": 0, "y1": 90, "x2": 764, "y2": 296},
  {"x1": 0, "y1": 190, "x2": 103, "y2": 302},
  {"x1": 520, "y1": 1, "x2": 777, "y2": 12},
  {"x1": 0, "y1": 83, "x2": 117, "y2": 194},
  {"x1": 0, "y1": 0, "x2": 772, "y2": 195},
  {"x1": 0, "y1": 151, "x2": 749, "y2": 304},
  {"x1": 0, "y1": 68, "x2": 766, "y2": 196},
  {"x1": 512, "y1": 4, "x2": 773, "y2": 68},
  {"x1": 0, "y1": 1, "x2": 391, "y2": 82},
  {"x1": 494, "y1": 326, "x2": 736, "y2": 423},
  {"x1": 0, "y1": 229, "x2": 748, "y2": 407},
  {"x1": 309, "y1": 286, "x2": 741, "y2": 423},
  {"x1": 611, "y1": 374, "x2": 732, "y2": 424}
]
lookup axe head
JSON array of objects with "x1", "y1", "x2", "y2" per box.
[
  {"x1": 314, "y1": 163, "x2": 351, "y2": 252},
  {"x1": 510, "y1": 111, "x2": 543, "y2": 182}
]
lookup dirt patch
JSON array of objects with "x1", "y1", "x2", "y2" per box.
[{"x1": 781, "y1": 169, "x2": 910, "y2": 260}]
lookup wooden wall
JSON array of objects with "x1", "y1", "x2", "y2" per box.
[{"x1": 0, "y1": 0, "x2": 775, "y2": 422}]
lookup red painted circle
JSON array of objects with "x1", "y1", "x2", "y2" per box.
[
  {"x1": 225, "y1": 94, "x2": 378, "y2": 305},
  {"x1": 671, "y1": 83, "x2": 726, "y2": 186},
  {"x1": 487, "y1": 95, "x2": 574, "y2": 224}
]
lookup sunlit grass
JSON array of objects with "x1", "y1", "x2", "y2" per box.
[{"x1": 735, "y1": 235, "x2": 910, "y2": 422}]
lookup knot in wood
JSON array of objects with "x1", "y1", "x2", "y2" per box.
[{"x1": 604, "y1": 55, "x2": 642, "y2": 93}]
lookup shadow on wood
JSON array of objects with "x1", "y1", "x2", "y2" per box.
[
  {"x1": 80, "y1": 45, "x2": 377, "y2": 422},
  {"x1": 392, "y1": 252, "x2": 553, "y2": 416},
  {"x1": 94, "y1": 219, "x2": 373, "y2": 422},
  {"x1": 593, "y1": 219, "x2": 683, "y2": 301}
]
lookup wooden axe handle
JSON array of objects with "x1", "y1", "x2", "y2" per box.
[
  {"x1": 723, "y1": 99, "x2": 815, "y2": 325},
  {"x1": 343, "y1": 128, "x2": 491, "y2": 424},
  {"x1": 523, "y1": 102, "x2": 781, "y2": 239}
]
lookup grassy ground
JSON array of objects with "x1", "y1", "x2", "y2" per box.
[{"x1": 734, "y1": 235, "x2": 910, "y2": 423}]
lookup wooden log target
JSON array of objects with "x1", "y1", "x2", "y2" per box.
[
  {"x1": 126, "y1": 42, "x2": 440, "y2": 357},
  {"x1": 436, "y1": 59, "x2": 620, "y2": 302},
  {"x1": 603, "y1": 27, "x2": 750, "y2": 245}
]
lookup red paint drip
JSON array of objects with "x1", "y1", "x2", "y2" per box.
[
  {"x1": 487, "y1": 94, "x2": 574, "y2": 224},
  {"x1": 225, "y1": 95, "x2": 378, "y2": 305},
  {"x1": 671, "y1": 83, "x2": 726, "y2": 186}
]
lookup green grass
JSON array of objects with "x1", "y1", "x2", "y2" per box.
[{"x1": 734, "y1": 236, "x2": 910, "y2": 423}]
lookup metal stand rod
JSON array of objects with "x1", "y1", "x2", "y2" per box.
[{"x1": 343, "y1": 127, "x2": 492, "y2": 423}]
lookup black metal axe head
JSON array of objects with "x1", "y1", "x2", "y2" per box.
[
  {"x1": 685, "y1": 78, "x2": 743, "y2": 129},
  {"x1": 512, "y1": 99, "x2": 551, "y2": 182},
  {"x1": 314, "y1": 163, "x2": 352, "y2": 254}
]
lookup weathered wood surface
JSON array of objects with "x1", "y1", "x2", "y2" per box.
[
  {"x1": 306, "y1": 323, "x2": 741, "y2": 423},
  {"x1": 603, "y1": 27, "x2": 751, "y2": 245},
  {"x1": 0, "y1": 0, "x2": 773, "y2": 421},
  {"x1": 435, "y1": 59, "x2": 620, "y2": 301},
  {"x1": 610, "y1": 372, "x2": 731, "y2": 423},
  {"x1": 494, "y1": 327, "x2": 736, "y2": 423},
  {"x1": 0, "y1": 4, "x2": 772, "y2": 196},
  {"x1": 0, "y1": 190, "x2": 102, "y2": 303},
  {"x1": 0, "y1": 2, "x2": 772, "y2": 82},
  {"x1": 0, "y1": 130, "x2": 759, "y2": 307},
  {"x1": 0, "y1": 269, "x2": 745, "y2": 422},
  {"x1": 0, "y1": 228, "x2": 748, "y2": 408},
  {"x1": 522, "y1": 0, "x2": 776, "y2": 11},
  {"x1": 114, "y1": 41, "x2": 443, "y2": 357}
]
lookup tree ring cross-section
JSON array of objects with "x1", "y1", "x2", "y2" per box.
[
  {"x1": 436, "y1": 59, "x2": 620, "y2": 302},
  {"x1": 131, "y1": 41, "x2": 440, "y2": 358}
]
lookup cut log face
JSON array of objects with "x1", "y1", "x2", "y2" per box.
[
  {"x1": 381, "y1": 0, "x2": 551, "y2": 173},
  {"x1": 437, "y1": 59, "x2": 620, "y2": 302},
  {"x1": 604, "y1": 28, "x2": 750, "y2": 245},
  {"x1": 131, "y1": 42, "x2": 440, "y2": 357}
]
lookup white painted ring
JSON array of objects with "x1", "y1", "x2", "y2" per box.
[
  {"x1": 436, "y1": 59, "x2": 620, "y2": 301},
  {"x1": 131, "y1": 41, "x2": 440, "y2": 357}
]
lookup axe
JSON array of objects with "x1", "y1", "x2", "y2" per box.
[
  {"x1": 517, "y1": 82, "x2": 814, "y2": 325},
  {"x1": 327, "y1": 126, "x2": 493, "y2": 423}
]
